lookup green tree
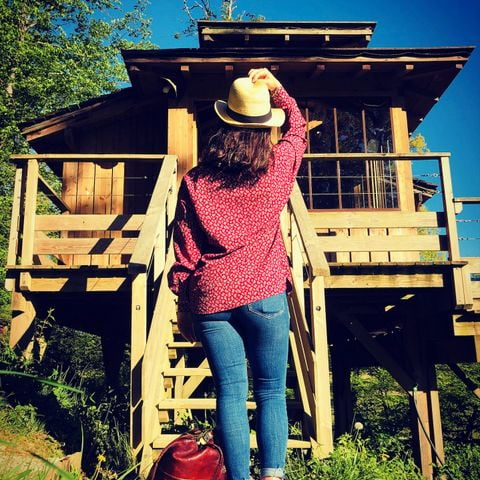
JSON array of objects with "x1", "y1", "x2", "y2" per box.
[{"x1": 0, "y1": 0, "x2": 154, "y2": 320}]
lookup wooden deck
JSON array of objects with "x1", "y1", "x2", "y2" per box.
[{"x1": 5, "y1": 152, "x2": 479, "y2": 479}]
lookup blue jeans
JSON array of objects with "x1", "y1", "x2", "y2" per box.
[{"x1": 193, "y1": 292, "x2": 290, "y2": 480}]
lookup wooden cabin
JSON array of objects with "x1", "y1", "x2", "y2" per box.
[{"x1": 6, "y1": 20, "x2": 479, "y2": 478}]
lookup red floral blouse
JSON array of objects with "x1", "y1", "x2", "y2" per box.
[{"x1": 168, "y1": 86, "x2": 307, "y2": 314}]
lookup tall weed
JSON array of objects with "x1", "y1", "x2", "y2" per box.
[{"x1": 285, "y1": 434, "x2": 423, "y2": 480}]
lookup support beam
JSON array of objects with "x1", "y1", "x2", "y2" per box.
[
  {"x1": 310, "y1": 276, "x2": 334, "y2": 457},
  {"x1": 404, "y1": 309, "x2": 445, "y2": 479},
  {"x1": 21, "y1": 159, "x2": 39, "y2": 266},
  {"x1": 447, "y1": 363, "x2": 480, "y2": 399},
  {"x1": 130, "y1": 272, "x2": 147, "y2": 456},
  {"x1": 180, "y1": 65, "x2": 190, "y2": 79},
  {"x1": 331, "y1": 341, "x2": 353, "y2": 438},
  {"x1": 9, "y1": 291, "x2": 36, "y2": 349},
  {"x1": 397, "y1": 64, "x2": 415, "y2": 78},
  {"x1": 354, "y1": 64, "x2": 371, "y2": 78},
  {"x1": 335, "y1": 311, "x2": 416, "y2": 392}
]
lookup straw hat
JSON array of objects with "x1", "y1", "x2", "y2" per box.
[{"x1": 214, "y1": 77, "x2": 285, "y2": 128}]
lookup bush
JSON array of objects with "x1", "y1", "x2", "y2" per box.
[
  {"x1": 285, "y1": 434, "x2": 423, "y2": 480},
  {"x1": 437, "y1": 443, "x2": 480, "y2": 480}
]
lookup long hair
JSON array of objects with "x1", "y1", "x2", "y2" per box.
[{"x1": 196, "y1": 126, "x2": 272, "y2": 188}]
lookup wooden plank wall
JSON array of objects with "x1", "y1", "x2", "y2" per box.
[
  {"x1": 60, "y1": 100, "x2": 167, "y2": 266},
  {"x1": 168, "y1": 99, "x2": 198, "y2": 181}
]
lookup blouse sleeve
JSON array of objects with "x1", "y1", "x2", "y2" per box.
[
  {"x1": 266, "y1": 86, "x2": 307, "y2": 207},
  {"x1": 167, "y1": 180, "x2": 203, "y2": 312}
]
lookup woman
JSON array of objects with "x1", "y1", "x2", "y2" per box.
[{"x1": 168, "y1": 68, "x2": 306, "y2": 480}]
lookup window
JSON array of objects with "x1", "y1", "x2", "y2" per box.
[{"x1": 297, "y1": 99, "x2": 398, "y2": 209}]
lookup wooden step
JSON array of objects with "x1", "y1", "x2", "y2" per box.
[
  {"x1": 153, "y1": 434, "x2": 312, "y2": 450},
  {"x1": 162, "y1": 367, "x2": 298, "y2": 378},
  {"x1": 163, "y1": 368, "x2": 212, "y2": 376},
  {"x1": 168, "y1": 341, "x2": 203, "y2": 348},
  {"x1": 157, "y1": 398, "x2": 301, "y2": 410},
  {"x1": 167, "y1": 342, "x2": 203, "y2": 360}
]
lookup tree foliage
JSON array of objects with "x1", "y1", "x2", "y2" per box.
[
  {"x1": 0, "y1": 0, "x2": 154, "y2": 321},
  {"x1": 0, "y1": 0, "x2": 153, "y2": 157}
]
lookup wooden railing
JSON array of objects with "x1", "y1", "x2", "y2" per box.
[
  {"x1": 6, "y1": 153, "x2": 179, "y2": 473},
  {"x1": 6, "y1": 154, "x2": 173, "y2": 283},
  {"x1": 125, "y1": 155, "x2": 178, "y2": 474},
  {"x1": 452, "y1": 197, "x2": 480, "y2": 321},
  {"x1": 281, "y1": 183, "x2": 333, "y2": 457},
  {"x1": 301, "y1": 152, "x2": 461, "y2": 264}
]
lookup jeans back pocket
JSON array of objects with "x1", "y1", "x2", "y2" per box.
[{"x1": 246, "y1": 293, "x2": 286, "y2": 319}]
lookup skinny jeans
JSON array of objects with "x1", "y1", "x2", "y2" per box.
[{"x1": 192, "y1": 292, "x2": 290, "y2": 480}]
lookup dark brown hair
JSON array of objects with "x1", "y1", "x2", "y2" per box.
[{"x1": 196, "y1": 126, "x2": 272, "y2": 188}]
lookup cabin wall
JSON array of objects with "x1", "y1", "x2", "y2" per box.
[
  {"x1": 167, "y1": 99, "x2": 197, "y2": 180},
  {"x1": 57, "y1": 97, "x2": 167, "y2": 266},
  {"x1": 61, "y1": 98, "x2": 168, "y2": 218}
]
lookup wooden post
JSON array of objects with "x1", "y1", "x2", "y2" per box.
[
  {"x1": 404, "y1": 305, "x2": 445, "y2": 480},
  {"x1": 439, "y1": 156, "x2": 460, "y2": 260},
  {"x1": 331, "y1": 341, "x2": 353, "y2": 438},
  {"x1": 310, "y1": 276, "x2": 333, "y2": 457},
  {"x1": 168, "y1": 100, "x2": 197, "y2": 181},
  {"x1": 21, "y1": 159, "x2": 39, "y2": 266},
  {"x1": 409, "y1": 378, "x2": 445, "y2": 480},
  {"x1": 5, "y1": 166, "x2": 24, "y2": 291},
  {"x1": 439, "y1": 155, "x2": 468, "y2": 309},
  {"x1": 390, "y1": 105, "x2": 415, "y2": 212},
  {"x1": 9, "y1": 291, "x2": 36, "y2": 349},
  {"x1": 291, "y1": 218, "x2": 306, "y2": 316},
  {"x1": 9, "y1": 161, "x2": 38, "y2": 350},
  {"x1": 390, "y1": 105, "x2": 416, "y2": 262},
  {"x1": 409, "y1": 390, "x2": 434, "y2": 479},
  {"x1": 131, "y1": 272, "x2": 147, "y2": 456}
]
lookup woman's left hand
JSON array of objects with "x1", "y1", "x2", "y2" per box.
[{"x1": 177, "y1": 311, "x2": 196, "y2": 342}]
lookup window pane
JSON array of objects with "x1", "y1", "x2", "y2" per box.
[
  {"x1": 312, "y1": 160, "x2": 339, "y2": 209},
  {"x1": 336, "y1": 108, "x2": 364, "y2": 153},
  {"x1": 297, "y1": 99, "x2": 398, "y2": 210},
  {"x1": 340, "y1": 160, "x2": 369, "y2": 208},
  {"x1": 309, "y1": 104, "x2": 335, "y2": 153},
  {"x1": 364, "y1": 103, "x2": 392, "y2": 153}
]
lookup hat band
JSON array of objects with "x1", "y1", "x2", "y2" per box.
[{"x1": 226, "y1": 106, "x2": 272, "y2": 124}]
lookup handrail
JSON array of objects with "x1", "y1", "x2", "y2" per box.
[
  {"x1": 139, "y1": 240, "x2": 176, "y2": 476},
  {"x1": 128, "y1": 155, "x2": 177, "y2": 274},
  {"x1": 128, "y1": 155, "x2": 178, "y2": 468},
  {"x1": 10, "y1": 153, "x2": 168, "y2": 162},
  {"x1": 282, "y1": 181, "x2": 333, "y2": 456},
  {"x1": 303, "y1": 152, "x2": 451, "y2": 160},
  {"x1": 454, "y1": 197, "x2": 480, "y2": 204},
  {"x1": 288, "y1": 183, "x2": 330, "y2": 277}
]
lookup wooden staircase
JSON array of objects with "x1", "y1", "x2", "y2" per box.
[{"x1": 136, "y1": 182, "x2": 334, "y2": 477}]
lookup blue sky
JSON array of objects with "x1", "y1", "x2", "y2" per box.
[{"x1": 139, "y1": 0, "x2": 479, "y2": 256}]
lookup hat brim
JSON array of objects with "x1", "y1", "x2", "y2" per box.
[{"x1": 214, "y1": 100, "x2": 285, "y2": 128}]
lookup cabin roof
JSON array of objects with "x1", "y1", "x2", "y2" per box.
[
  {"x1": 21, "y1": 18, "x2": 474, "y2": 141},
  {"x1": 122, "y1": 44, "x2": 473, "y2": 131},
  {"x1": 197, "y1": 20, "x2": 377, "y2": 48},
  {"x1": 21, "y1": 87, "x2": 134, "y2": 132}
]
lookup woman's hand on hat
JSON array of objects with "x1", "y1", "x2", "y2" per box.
[{"x1": 248, "y1": 68, "x2": 281, "y2": 92}]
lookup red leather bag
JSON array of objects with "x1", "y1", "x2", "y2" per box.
[{"x1": 149, "y1": 429, "x2": 227, "y2": 480}]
